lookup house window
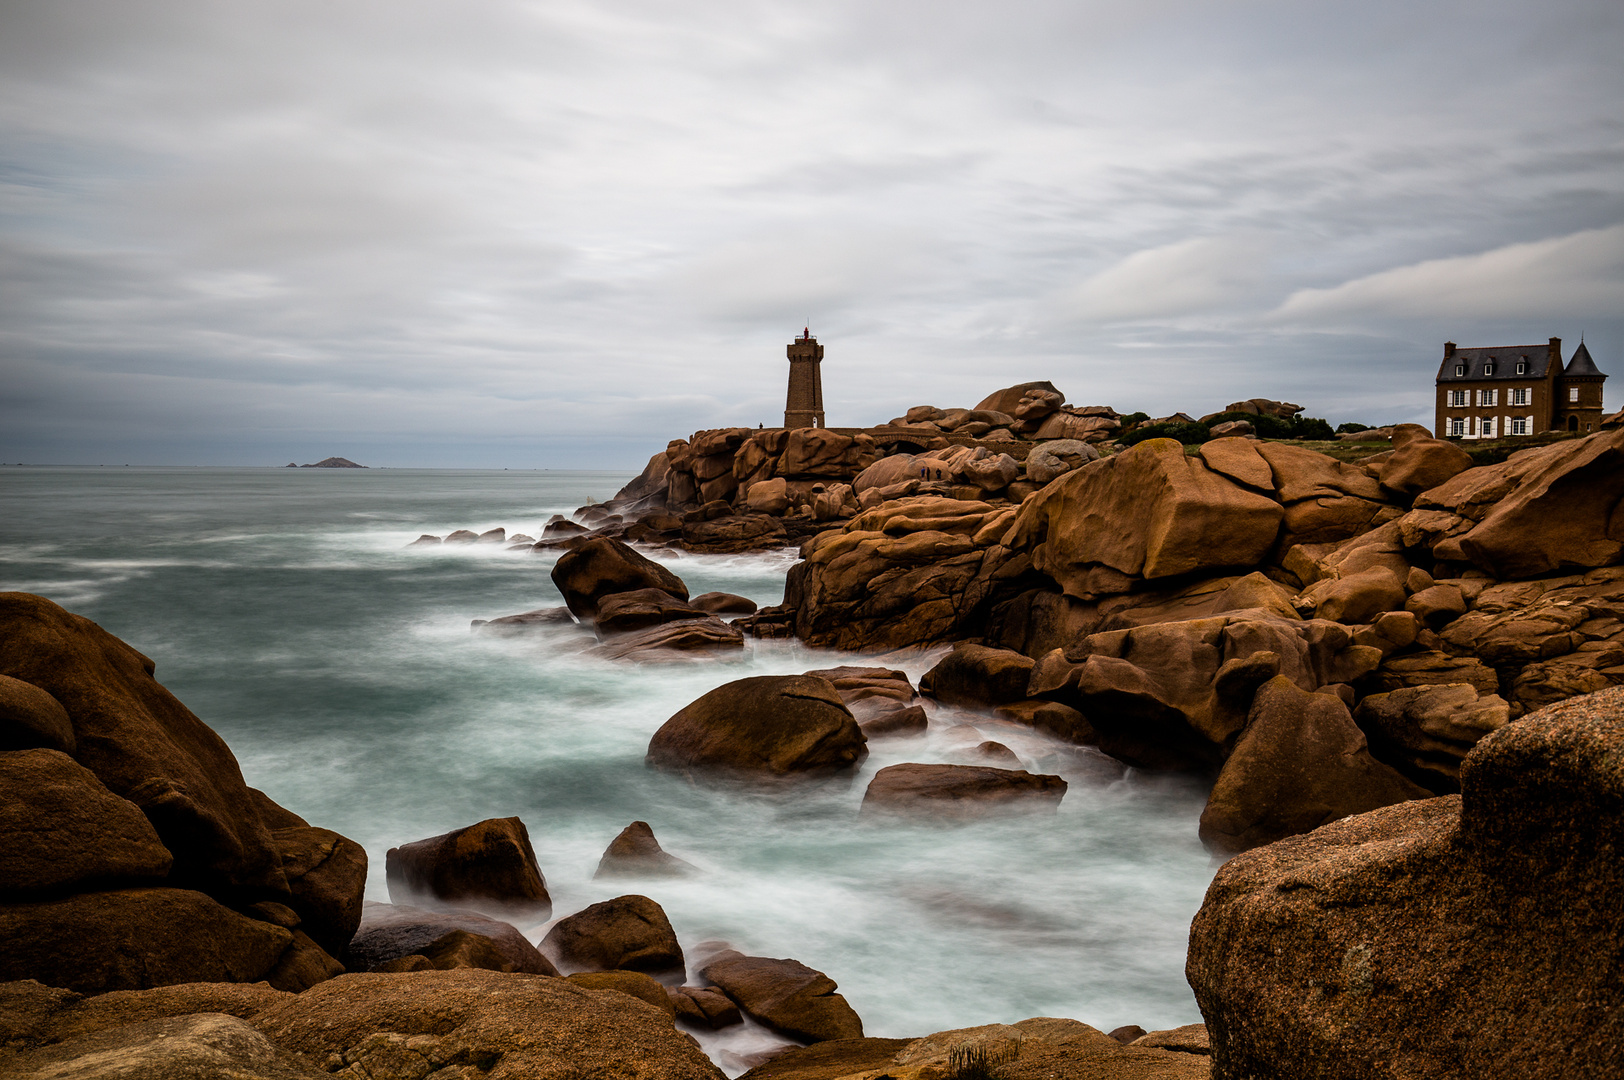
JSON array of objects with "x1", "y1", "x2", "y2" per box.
[
  {"x1": 1448, "y1": 390, "x2": 1467, "y2": 407},
  {"x1": 1516, "y1": 360, "x2": 1527, "y2": 375},
  {"x1": 1449, "y1": 418, "x2": 1465, "y2": 437},
  {"x1": 1511, "y1": 417, "x2": 1529, "y2": 435},
  {"x1": 1511, "y1": 387, "x2": 1530, "y2": 406},
  {"x1": 1455, "y1": 364, "x2": 1466, "y2": 376},
  {"x1": 1482, "y1": 416, "x2": 1497, "y2": 438},
  {"x1": 1484, "y1": 362, "x2": 1495, "y2": 375},
  {"x1": 1570, "y1": 387, "x2": 1581, "y2": 402},
  {"x1": 1477, "y1": 389, "x2": 1498, "y2": 407}
]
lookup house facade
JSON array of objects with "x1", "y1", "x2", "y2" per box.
[{"x1": 1434, "y1": 337, "x2": 1607, "y2": 440}]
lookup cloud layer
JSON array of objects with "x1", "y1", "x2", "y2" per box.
[{"x1": 1, "y1": 0, "x2": 1621, "y2": 465}]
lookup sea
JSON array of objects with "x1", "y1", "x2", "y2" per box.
[{"x1": 0, "y1": 465, "x2": 1216, "y2": 1070}]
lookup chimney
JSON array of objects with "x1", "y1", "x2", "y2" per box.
[
  {"x1": 1444, "y1": 341, "x2": 1456, "y2": 357},
  {"x1": 1550, "y1": 337, "x2": 1562, "y2": 370}
]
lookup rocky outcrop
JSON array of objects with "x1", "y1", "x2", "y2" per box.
[
  {"x1": 591, "y1": 616, "x2": 746, "y2": 661},
  {"x1": 596, "y1": 820, "x2": 696, "y2": 878},
  {"x1": 0, "y1": 593, "x2": 363, "y2": 994},
  {"x1": 861, "y1": 764, "x2": 1067, "y2": 819},
  {"x1": 700, "y1": 951, "x2": 864, "y2": 1044},
  {"x1": 1028, "y1": 612, "x2": 1383, "y2": 770},
  {"x1": 1416, "y1": 427, "x2": 1624, "y2": 578},
  {"x1": 647, "y1": 675, "x2": 867, "y2": 782},
  {"x1": 543, "y1": 894, "x2": 685, "y2": 975},
  {"x1": 789, "y1": 497, "x2": 1019, "y2": 650},
  {"x1": 669, "y1": 985, "x2": 743, "y2": 1030},
  {"x1": 551, "y1": 537, "x2": 690, "y2": 620},
  {"x1": 1198, "y1": 676, "x2": 1430, "y2": 854},
  {"x1": 384, "y1": 817, "x2": 552, "y2": 919},
  {"x1": 1353, "y1": 683, "x2": 1509, "y2": 790},
  {"x1": 1188, "y1": 685, "x2": 1624, "y2": 1080}
]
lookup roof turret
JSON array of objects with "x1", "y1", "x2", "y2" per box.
[{"x1": 1563, "y1": 341, "x2": 1607, "y2": 378}]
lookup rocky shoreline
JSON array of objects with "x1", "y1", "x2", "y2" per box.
[{"x1": 4, "y1": 385, "x2": 1623, "y2": 1077}]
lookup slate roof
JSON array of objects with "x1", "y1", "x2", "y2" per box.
[
  {"x1": 1436, "y1": 345, "x2": 1553, "y2": 382},
  {"x1": 1564, "y1": 341, "x2": 1607, "y2": 378}
]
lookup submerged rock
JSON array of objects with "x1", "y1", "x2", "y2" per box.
[
  {"x1": 595, "y1": 820, "x2": 696, "y2": 879},
  {"x1": 700, "y1": 951, "x2": 864, "y2": 1044},
  {"x1": 551, "y1": 536, "x2": 690, "y2": 620},
  {"x1": 384, "y1": 816, "x2": 552, "y2": 920},
  {"x1": 860, "y1": 763, "x2": 1067, "y2": 819},
  {"x1": 344, "y1": 900, "x2": 557, "y2": 975},
  {"x1": 647, "y1": 675, "x2": 867, "y2": 782}
]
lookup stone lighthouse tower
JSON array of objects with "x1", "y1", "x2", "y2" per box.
[{"x1": 784, "y1": 328, "x2": 825, "y2": 429}]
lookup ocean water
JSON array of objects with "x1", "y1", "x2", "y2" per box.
[{"x1": 0, "y1": 466, "x2": 1215, "y2": 1067}]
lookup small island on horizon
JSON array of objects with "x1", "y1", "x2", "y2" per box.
[{"x1": 287, "y1": 457, "x2": 367, "y2": 468}]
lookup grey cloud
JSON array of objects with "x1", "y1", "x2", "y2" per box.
[{"x1": 1, "y1": 0, "x2": 1621, "y2": 466}]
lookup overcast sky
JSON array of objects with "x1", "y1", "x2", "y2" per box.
[{"x1": 2, "y1": 0, "x2": 1621, "y2": 467}]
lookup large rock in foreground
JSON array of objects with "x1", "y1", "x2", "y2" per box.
[
  {"x1": 0, "y1": 592, "x2": 288, "y2": 899},
  {"x1": 647, "y1": 675, "x2": 867, "y2": 782},
  {"x1": 0, "y1": 971, "x2": 727, "y2": 1079},
  {"x1": 1188, "y1": 685, "x2": 1624, "y2": 1079}
]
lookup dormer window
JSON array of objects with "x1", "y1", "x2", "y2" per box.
[
  {"x1": 1516, "y1": 359, "x2": 1527, "y2": 375},
  {"x1": 1455, "y1": 364, "x2": 1465, "y2": 376},
  {"x1": 1483, "y1": 362, "x2": 1495, "y2": 375}
]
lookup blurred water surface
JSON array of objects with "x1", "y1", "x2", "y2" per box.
[{"x1": 0, "y1": 466, "x2": 1214, "y2": 1062}]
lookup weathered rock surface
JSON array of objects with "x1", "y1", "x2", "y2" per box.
[
  {"x1": 690, "y1": 591, "x2": 759, "y2": 615},
  {"x1": 595, "y1": 820, "x2": 696, "y2": 878},
  {"x1": 1376, "y1": 426, "x2": 1473, "y2": 500},
  {"x1": 551, "y1": 537, "x2": 690, "y2": 620},
  {"x1": 1198, "y1": 676, "x2": 1430, "y2": 854},
  {"x1": 264, "y1": 822, "x2": 368, "y2": 959},
  {"x1": 1354, "y1": 683, "x2": 1509, "y2": 790},
  {"x1": 0, "y1": 673, "x2": 75, "y2": 753},
  {"x1": 1025, "y1": 439, "x2": 1098, "y2": 484},
  {"x1": 882, "y1": 1017, "x2": 1210, "y2": 1080},
  {"x1": 700, "y1": 951, "x2": 864, "y2": 1043},
  {"x1": 0, "y1": 592, "x2": 288, "y2": 900},
  {"x1": 254, "y1": 969, "x2": 726, "y2": 1080},
  {"x1": 473, "y1": 606, "x2": 580, "y2": 635},
  {"x1": 1006, "y1": 439, "x2": 1284, "y2": 600},
  {"x1": 669, "y1": 985, "x2": 743, "y2": 1030},
  {"x1": 647, "y1": 675, "x2": 867, "y2": 782},
  {"x1": 591, "y1": 615, "x2": 746, "y2": 661},
  {"x1": 1417, "y1": 427, "x2": 1624, "y2": 578},
  {"x1": 861, "y1": 764, "x2": 1067, "y2": 819},
  {"x1": 542, "y1": 894, "x2": 685, "y2": 975},
  {"x1": 344, "y1": 901, "x2": 558, "y2": 975},
  {"x1": 385, "y1": 816, "x2": 552, "y2": 919},
  {"x1": 790, "y1": 497, "x2": 1017, "y2": 649},
  {"x1": 566, "y1": 970, "x2": 678, "y2": 1017},
  {"x1": 0, "y1": 887, "x2": 293, "y2": 993},
  {"x1": 595, "y1": 588, "x2": 708, "y2": 636},
  {"x1": 1029, "y1": 613, "x2": 1382, "y2": 771},
  {"x1": 920, "y1": 643, "x2": 1035, "y2": 707},
  {"x1": 1188, "y1": 685, "x2": 1624, "y2": 1080},
  {"x1": 0, "y1": 748, "x2": 174, "y2": 899},
  {"x1": 0, "y1": 1012, "x2": 323, "y2": 1080}
]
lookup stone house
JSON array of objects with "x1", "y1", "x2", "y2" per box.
[{"x1": 1434, "y1": 337, "x2": 1607, "y2": 440}]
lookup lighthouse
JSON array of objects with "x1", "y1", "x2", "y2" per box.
[{"x1": 784, "y1": 328, "x2": 825, "y2": 429}]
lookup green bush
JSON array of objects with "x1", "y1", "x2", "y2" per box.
[
  {"x1": 1117, "y1": 411, "x2": 1150, "y2": 431},
  {"x1": 1336, "y1": 421, "x2": 1373, "y2": 434},
  {"x1": 1120, "y1": 420, "x2": 1210, "y2": 446}
]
